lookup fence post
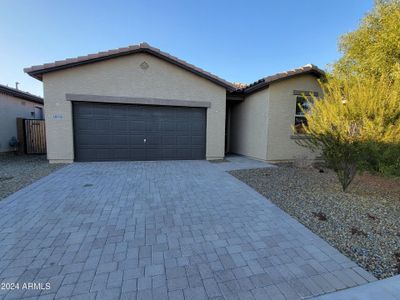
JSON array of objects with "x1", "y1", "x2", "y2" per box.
[{"x1": 16, "y1": 118, "x2": 26, "y2": 154}]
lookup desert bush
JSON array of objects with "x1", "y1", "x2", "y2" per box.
[{"x1": 297, "y1": 75, "x2": 400, "y2": 191}]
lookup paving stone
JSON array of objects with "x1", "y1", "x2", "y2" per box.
[
  {"x1": 188, "y1": 275, "x2": 203, "y2": 288},
  {"x1": 61, "y1": 263, "x2": 84, "y2": 275},
  {"x1": 72, "y1": 281, "x2": 92, "y2": 295},
  {"x1": 152, "y1": 274, "x2": 166, "y2": 288},
  {"x1": 122, "y1": 278, "x2": 137, "y2": 293},
  {"x1": 184, "y1": 286, "x2": 208, "y2": 300},
  {"x1": 137, "y1": 277, "x2": 152, "y2": 290},
  {"x1": 145, "y1": 264, "x2": 164, "y2": 277},
  {"x1": 168, "y1": 289, "x2": 184, "y2": 300},
  {"x1": 124, "y1": 267, "x2": 144, "y2": 280},
  {"x1": 214, "y1": 270, "x2": 236, "y2": 283},
  {"x1": 96, "y1": 262, "x2": 117, "y2": 274},
  {"x1": 166, "y1": 267, "x2": 186, "y2": 279},
  {"x1": 167, "y1": 277, "x2": 189, "y2": 291},
  {"x1": 107, "y1": 270, "x2": 123, "y2": 288},
  {"x1": 63, "y1": 272, "x2": 80, "y2": 285},
  {"x1": 152, "y1": 286, "x2": 168, "y2": 300},
  {"x1": 96, "y1": 288, "x2": 120, "y2": 300},
  {"x1": 36, "y1": 266, "x2": 62, "y2": 279},
  {"x1": 55, "y1": 284, "x2": 75, "y2": 298},
  {"x1": 90, "y1": 273, "x2": 108, "y2": 292},
  {"x1": 0, "y1": 160, "x2": 377, "y2": 300}
]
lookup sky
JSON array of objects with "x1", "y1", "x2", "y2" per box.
[{"x1": 0, "y1": 0, "x2": 373, "y2": 97}]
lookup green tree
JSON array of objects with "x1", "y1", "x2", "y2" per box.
[
  {"x1": 333, "y1": 0, "x2": 400, "y2": 79},
  {"x1": 298, "y1": 0, "x2": 400, "y2": 191},
  {"x1": 298, "y1": 75, "x2": 400, "y2": 191}
]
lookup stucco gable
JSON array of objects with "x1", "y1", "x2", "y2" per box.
[{"x1": 24, "y1": 43, "x2": 236, "y2": 91}]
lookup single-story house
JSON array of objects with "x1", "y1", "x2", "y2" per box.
[
  {"x1": 0, "y1": 84, "x2": 44, "y2": 152},
  {"x1": 24, "y1": 43, "x2": 324, "y2": 163}
]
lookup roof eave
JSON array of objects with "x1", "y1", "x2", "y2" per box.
[
  {"x1": 0, "y1": 85, "x2": 43, "y2": 104},
  {"x1": 243, "y1": 69, "x2": 325, "y2": 95}
]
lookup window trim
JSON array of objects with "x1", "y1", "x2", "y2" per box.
[{"x1": 294, "y1": 96, "x2": 311, "y2": 134}]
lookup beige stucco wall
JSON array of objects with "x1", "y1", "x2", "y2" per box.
[
  {"x1": 0, "y1": 94, "x2": 43, "y2": 152},
  {"x1": 266, "y1": 74, "x2": 323, "y2": 161},
  {"x1": 229, "y1": 88, "x2": 269, "y2": 160},
  {"x1": 42, "y1": 53, "x2": 226, "y2": 163}
]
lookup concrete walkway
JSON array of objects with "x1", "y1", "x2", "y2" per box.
[
  {"x1": 0, "y1": 160, "x2": 375, "y2": 299},
  {"x1": 211, "y1": 155, "x2": 276, "y2": 171},
  {"x1": 313, "y1": 275, "x2": 400, "y2": 300}
]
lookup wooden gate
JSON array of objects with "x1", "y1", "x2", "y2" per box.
[{"x1": 17, "y1": 119, "x2": 46, "y2": 154}]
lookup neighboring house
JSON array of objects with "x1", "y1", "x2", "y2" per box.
[
  {"x1": 0, "y1": 84, "x2": 44, "y2": 152},
  {"x1": 24, "y1": 43, "x2": 323, "y2": 163}
]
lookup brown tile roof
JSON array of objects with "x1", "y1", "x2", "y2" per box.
[
  {"x1": 0, "y1": 84, "x2": 43, "y2": 105},
  {"x1": 238, "y1": 64, "x2": 325, "y2": 94},
  {"x1": 24, "y1": 42, "x2": 237, "y2": 91},
  {"x1": 24, "y1": 43, "x2": 325, "y2": 94}
]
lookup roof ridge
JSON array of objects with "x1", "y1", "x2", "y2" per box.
[
  {"x1": 0, "y1": 83, "x2": 42, "y2": 99},
  {"x1": 236, "y1": 64, "x2": 325, "y2": 93},
  {"x1": 24, "y1": 42, "x2": 236, "y2": 91}
]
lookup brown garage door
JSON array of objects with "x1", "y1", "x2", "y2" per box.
[{"x1": 73, "y1": 102, "x2": 206, "y2": 161}]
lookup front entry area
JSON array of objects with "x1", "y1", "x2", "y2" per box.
[{"x1": 72, "y1": 102, "x2": 206, "y2": 161}]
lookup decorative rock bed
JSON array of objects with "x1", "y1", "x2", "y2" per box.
[
  {"x1": 0, "y1": 154, "x2": 65, "y2": 200},
  {"x1": 230, "y1": 165, "x2": 400, "y2": 279}
]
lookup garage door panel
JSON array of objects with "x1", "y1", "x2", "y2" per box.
[
  {"x1": 146, "y1": 121, "x2": 161, "y2": 131},
  {"x1": 176, "y1": 148, "x2": 193, "y2": 160},
  {"x1": 73, "y1": 102, "x2": 206, "y2": 161},
  {"x1": 191, "y1": 121, "x2": 205, "y2": 131},
  {"x1": 176, "y1": 121, "x2": 191, "y2": 132},
  {"x1": 126, "y1": 107, "x2": 146, "y2": 119},
  {"x1": 129, "y1": 149, "x2": 146, "y2": 160},
  {"x1": 75, "y1": 134, "x2": 113, "y2": 146},
  {"x1": 191, "y1": 147, "x2": 205, "y2": 159},
  {"x1": 129, "y1": 135, "x2": 146, "y2": 146},
  {"x1": 192, "y1": 136, "x2": 205, "y2": 145},
  {"x1": 163, "y1": 148, "x2": 177, "y2": 160},
  {"x1": 112, "y1": 149, "x2": 132, "y2": 160},
  {"x1": 128, "y1": 120, "x2": 146, "y2": 131},
  {"x1": 75, "y1": 118, "x2": 97, "y2": 130},
  {"x1": 110, "y1": 106, "x2": 127, "y2": 117},
  {"x1": 75, "y1": 149, "x2": 94, "y2": 161},
  {"x1": 161, "y1": 121, "x2": 176, "y2": 131},
  {"x1": 93, "y1": 105, "x2": 112, "y2": 116},
  {"x1": 146, "y1": 135, "x2": 162, "y2": 146},
  {"x1": 74, "y1": 103, "x2": 93, "y2": 116},
  {"x1": 146, "y1": 148, "x2": 163, "y2": 160},
  {"x1": 177, "y1": 136, "x2": 191, "y2": 145},
  {"x1": 162, "y1": 135, "x2": 177, "y2": 146},
  {"x1": 112, "y1": 135, "x2": 129, "y2": 145},
  {"x1": 110, "y1": 120, "x2": 127, "y2": 131},
  {"x1": 96, "y1": 119, "x2": 111, "y2": 130}
]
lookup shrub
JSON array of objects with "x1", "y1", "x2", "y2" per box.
[{"x1": 297, "y1": 75, "x2": 400, "y2": 191}]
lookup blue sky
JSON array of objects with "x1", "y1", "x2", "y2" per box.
[{"x1": 0, "y1": 0, "x2": 372, "y2": 96}]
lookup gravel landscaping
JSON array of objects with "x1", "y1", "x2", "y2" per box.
[
  {"x1": 0, "y1": 153, "x2": 65, "y2": 200},
  {"x1": 230, "y1": 164, "x2": 400, "y2": 280}
]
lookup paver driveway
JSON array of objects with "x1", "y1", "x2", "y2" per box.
[{"x1": 0, "y1": 161, "x2": 375, "y2": 300}]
